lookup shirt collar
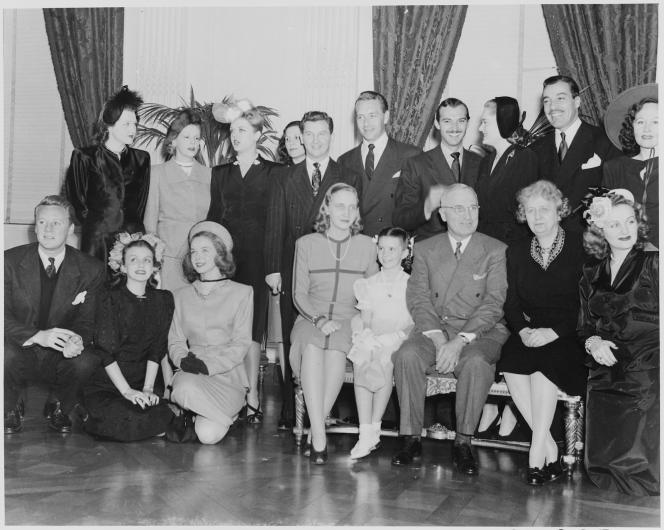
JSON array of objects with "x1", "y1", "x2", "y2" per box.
[
  {"x1": 556, "y1": 117, "x2": 582, "y2": 146},
  {"x1": 306, "y1": 157, "x2": 330, "y2": 179},
  {"x1": 38, "y1": 247, "x2": 66, "y2": 272},
  {"x1": 361, "y1": 132, "x2": 389, "y2": 159},
  {"x1": 440, "y1": 144, "x2": 463, "y2": 167},
  {"x1": 447, "y1": 232, "x2": 472, "y2": 255}
]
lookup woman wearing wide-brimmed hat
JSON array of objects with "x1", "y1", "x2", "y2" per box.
[{"x1": 602, "y1": 83, "x2": 658, "y2": 246}]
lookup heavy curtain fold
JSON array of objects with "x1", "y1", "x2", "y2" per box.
[
  {"x1": 373, "y1": 5, "x2": 468, "y2": 148},
  {"x1": 43, "y1": 8, "x2": 124, "y2": 148},
  {"x1": 542, "y1": 3, "x2": 658, "y2": 126}
]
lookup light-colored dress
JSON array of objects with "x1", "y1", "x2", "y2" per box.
[
  {"x1": 290, "y1": 232, "x2": 378, "y2": 377},
  {"x1": 168, "y1": 280, "x2": 252, "y2": 428},
  {"x1": 144, "y1": 159, "x2": 211, "y2": 291}
]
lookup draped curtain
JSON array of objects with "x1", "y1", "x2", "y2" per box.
[
  {"x1": 373, "y1": 5, "x2": 467, "y2": 148},
  {"x1": 43, "y1": 8, "x2": 124, "y2": 148},
  {"x1": 542, "y1": 3, "x2": 658, "y2": 127}
]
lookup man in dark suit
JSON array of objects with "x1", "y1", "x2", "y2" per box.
[
  {"x1": 393, "y1": 98, "x2": 483, "y2": 241},
  {"x1": 391, "y1": 184, "x2": 509, "y2": 475},
  {"x1": 4, "y1": 195, "x2": 105, "y2": 434},
  {"x1": 337, "y1": 91, "x2": 421, "y2": 236},
  {"x1": 264, "y1": 111, "x2": 362, "y2": 429},
  {"x1": 532, "y1": 75, "x2": 620, "y2": 233}
]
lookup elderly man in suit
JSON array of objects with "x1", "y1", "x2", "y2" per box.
[
  {"x1": 264, "y1": 110, "x2": 362, "y2": 430},
  {"x1": 393, "y1": 98, "x2": 483, "y2": 241},
  {"x1": 337, "y1": 90, "x2": 421, "y2": 236},
  {"x1": 4, "y1": 195, "x2": 105, "y2": 434},
  {"x1": 532, "y1": 75, "x2": 620, "y2": 233},
  {"x1": 391, "y1": 184, "x2": 509, "y2": 474}
]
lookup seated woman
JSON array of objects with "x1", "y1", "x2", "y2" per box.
[
  {"x1": 348, "y1": 226, "x2": 413, "y2": 459},
  {"x1": 82, "y1": 234, "x2": 175, "y2": 441},
  {"x1": 277, "y1": 120, "x2": 306, "y2": 166},
  {"x1": 291, "y1": 183, "x2": 378, "y2": 464},
  {"x1": 498, "y1": 180, "x2": 587, "y2": 485},
  {"x1": 580, "y1": 190, "x2": 659, "y2": 496},
  {"x1": 144, "y1": 108, "x2": 211, "y2": 291},
  {"x1": 603, "y1": 83, "x2": 658, "y2": 246},
  {"x1": 168, "y1": 221, "x2": 252, "y2": 445}
]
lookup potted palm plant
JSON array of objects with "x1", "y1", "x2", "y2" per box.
[{"x1": 134, "y1": 87, "x2": 279, "y2": 166}]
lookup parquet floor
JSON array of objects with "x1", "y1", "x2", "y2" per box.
[{"x1": 4, "y1": 365, "x2": 661, "y2": 526}]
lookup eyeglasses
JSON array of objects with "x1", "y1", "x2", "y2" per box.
[{"x1": 440, "y1": 204, "x2": 480, "y2": 215}]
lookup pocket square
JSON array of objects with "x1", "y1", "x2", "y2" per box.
[
  {"x1": 472, "y1": 273, "x2": 487, "y2": 281},
  {"x1": 392, "y1": 170, "x2": 401, "y2": 179},
  {"x1": 72, "y1": 291, "x2": 87, "y2": 305},
  {"x1": 582, "y1": 153, "x2": 602, "y2": 169}
]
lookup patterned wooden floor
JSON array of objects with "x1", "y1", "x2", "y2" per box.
[{"x1": 4, "y1": 365, "x2": 660, "y2": 526}]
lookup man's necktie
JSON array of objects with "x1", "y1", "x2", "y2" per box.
[
  {"x1": 46, "y1": 257, "x2": 56, "y2": 279},
  {"x1": 365, "y1": 143, "x2": 375, "y2": 179},
  {"x1": 312, "y1": 162, "x2": 321, "y2": 197},
  {"x1": 558, "y1": 132, "x2": 568, "y2": 162},
  {"x1": 454, "y1": 241, "x2": 462, "y2": 261},
  {"x1": 451, "y1": 152, "x2": 461, "y2": 182}
]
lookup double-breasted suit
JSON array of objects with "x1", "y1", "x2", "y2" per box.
[
  {"x1": 264, "y1": 159, "x2": 362, "y2": 422},
  {"x1": 337, "y1": 137, "x2": 421, "y2": 236},
  {"x1": 393, "y1": 147, "x2": 483, "y2": 240},
  {"x1": 4, "y1": 243, "x2": 105, "y2": 414},
  {"x1": 532, "y1": 122, "x2": 620, "y2": 234},
  {"x1": 392, "y1": 232, "x2": 509, "y2": 436}
]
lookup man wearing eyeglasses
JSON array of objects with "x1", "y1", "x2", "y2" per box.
[{"x1": 391, "y1": 184, "x2": 509, "y2": 476}]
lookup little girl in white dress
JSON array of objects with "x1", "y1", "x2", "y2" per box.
[{"x1": 348, "y1": 227, "x2": 414, "y2": 459}]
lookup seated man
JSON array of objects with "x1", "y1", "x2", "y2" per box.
[
  {"x1": 391, "y1": 184, "x2": 509, "y2": 474},
  {"x1": 4, "y1": 195, "x2": 105, "y2": 434}
]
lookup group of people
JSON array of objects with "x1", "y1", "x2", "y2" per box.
[{"x1": 4, "y1": 75, "x2": 658, "y2": 497}]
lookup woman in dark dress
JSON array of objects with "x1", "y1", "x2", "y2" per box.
[
  {"x1": 603, "y1": 83, "x2": 658, "y2": 246},
  {"x1": 579, "y1": 190, "x2": 659, "y2": 496},
  {"x1": 499, "y1": 180, "x2": 587, "y2": 485},
  {"x1": 82, "y1": 234, "x2": 175, "y2": 441},
  {"x1": 65, "y1": 86, "x2": 151, "y2": 264},
  {"x1": 476, "y1": 96, "x2": 538, "y2": 243},
  {"x1": 207, "y1": 106, "x2": 283, "y2": 422}
]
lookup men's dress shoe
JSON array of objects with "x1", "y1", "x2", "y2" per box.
[
  {"x1": 310, "y1": 446, "x2": 328, "y2": 465},
  {"x1": 543, "y1": 458, "x2": 565, "y2": 482},
  {"x1": 43, "y1": 400, "x2": 61, "y2": 420},
  {"x1": 391, "y1": 436, "x2": 422, "y2": 466},
  {"x1": 47, "y1": 406, "x2": 72, "y2": 433},
  {"x1": 4, "y1": 409, "x2": 23, "y2": 434},
  {"x1": 452, "y1": 443, "x2": 478, "y2": 475},
  {"x1": 527, "y1": 466, "x2": 546, "y2": 486}
]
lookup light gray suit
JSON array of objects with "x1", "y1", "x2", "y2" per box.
[{"x1": 393, "y1": 231, "x2": 509, "y2": 436}]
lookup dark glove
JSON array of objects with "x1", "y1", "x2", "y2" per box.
[{"x1": 180, "y1": 352, "x2": 209, "y2": 375}]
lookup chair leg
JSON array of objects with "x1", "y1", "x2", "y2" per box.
[
  {"x1": 562, "y1": 399, "x2": 580, "y2": 476},
  {"x1": 293, "y1": 383, "x2": 305, "y2": 447},
  {"x1": 575, "y1": 400, "x2": 585, "y2": 467},
  {"x1": 257, "y1": 363, "x2": 265, "y2": 409}
]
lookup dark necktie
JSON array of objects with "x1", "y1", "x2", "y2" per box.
[
  {"x1": 454, "y1": 241, "x2": 462, "y2": 261},
  {"x1": 558, "y1": 132, "x2": 568, "y2": 162},
  {"x1": 46, "y1": 257, "x2": 56, "y2": 279},
  {"x1": 451, "y1": 152, "x2": 461, "y2": 182},
  {"x1": 365, "y1": 143, "x2": 375, "y2": 179},
  {"x1": 311, "y1": 162, "x2": 321, "y2": 197}
]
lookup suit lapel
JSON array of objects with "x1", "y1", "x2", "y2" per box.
[
  {"x1": 374, "y1": 139, "x2": 398, "y2": 177},
  {"x1": 48, "y1": 249, "x2": 79, "y2": 326},
  {"x1": 348, "y1": 145, "x2": 364, "y2": 176},
  {"x1": 18, "y1": 246, "x2": 42, "y2": 317},
  {"x1": 559, "y1": 123, "x2": 593, "y2": 177},
  {"x1": 443, "y1": 234, "x2": 483, "y2": 304},
  {"x1": 291, "y1": 162, "x2": 315, "y2": 212},
  {"x1": 429, "y1": 148, "x2": 454, "y2": 185},
  {"x1": 433, "y1": 236, "x2": 459, "y2": 303}
]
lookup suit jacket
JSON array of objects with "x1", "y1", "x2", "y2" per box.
[
  {"x1": 4, "y1": 243, "x2": 106, "y2": 349},
  {"x1": 532, "y1": 121, "x2": 620, "y2": 233},
  {"x1": 264, "y1": 158, "x2": 362, "y2": 288},
  {"x1": 337, "y1": 137, "x2": 421, "y2": 236},
  {"x1": 393, "y1": 146, "x2": 483, "y2": 240},
  {"x1": 407, "y1": 232, "x2": 509, "y2": 345}
]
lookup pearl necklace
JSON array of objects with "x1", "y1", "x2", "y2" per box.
[{"x1": 326, "y1": 234, "x2": 352, "y2": 262}]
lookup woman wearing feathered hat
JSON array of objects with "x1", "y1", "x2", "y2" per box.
[
  {"x1": 602, "y1": 83, "x2": 658, "y2": 246},
  {"x1": 64, "y1": 86, "x2": 151, "y2": 264}
]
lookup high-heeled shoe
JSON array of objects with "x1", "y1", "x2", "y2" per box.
[
  {"x1": 476, "y1": 411, "x2": 501, "y2": 439},
  {"x1": 240, "y1": 403, "x2": 263, "y2": 424},
  {"x1": 310, "y1": 445, "x2": 328, "y2": 465}
]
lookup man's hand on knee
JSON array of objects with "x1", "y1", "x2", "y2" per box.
[
  {"x1": 435, "y1": 337, "x2": 463, "y2": 373},
  {"x1": 29, "y1": 328, "x2": 75, "y2": 352}
]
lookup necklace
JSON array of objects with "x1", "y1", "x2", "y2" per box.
[
  {"x1": 200, "y1": 277, "x2": 228, "y2": 283},
  {"x1": 175, "y1": 160, "x2": 193, "y2": 167},
  {"x1": 326, "y1": 233, "x2": 352, "y2": 262},
  {"x1": 380, "y1": 269, "x2": 402, "y2": 298}
]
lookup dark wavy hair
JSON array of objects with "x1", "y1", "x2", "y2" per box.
[
  {"x1": 96, "y1": 86, "x2": 143, "y2": 144},
  {"x1": 355, "y1": 91, "x2": 389, "y2": 112},
  {"x1": 377, "y1": 226, "x2": 412, "y2": 273},
  {"x1": 182, "y1": 231, "x2": 236, "y2": 283},
  {"x1": 515, "y1": 180, "x2": 570, "y2": 223},
  {"x1": 313, "y1": 183, "x2": 362, "y2": 235},
  {"x1": 436, "y1": 97, "x2": 470, "y2": 122},
  {"x1": 543, "y1": 75, "x2": 580, "y2": 98},
  {"x1": 163, "y1": 109, "x2": 203, "y2": 160},
  {"x1": 618, "y1": 97, "x2": 658, "y2": 157},
  {"x1": 277, "y1": 120, "x2": 302, "y2": 165},
  {"x1": 583, "y1": 194, "x2": 649, "y2": 260},
  {"x1": 300, "y1": 111, "x2": 334, "y2": 134},
  {"x1": 110, "y1": 239, "x2": 159, "y2": 289}
]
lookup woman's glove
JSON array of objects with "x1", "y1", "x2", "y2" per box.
[{"x1": 180, "y1": 352, "x2": 209, "y2": 375}]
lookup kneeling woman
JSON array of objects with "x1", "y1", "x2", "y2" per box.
[
  {"x1": 168, "y1": 221, "x2": 252, "y2": 444},
  {"x1": 83, "y1": 234, "x2": 175, "y2": 441}
]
